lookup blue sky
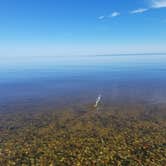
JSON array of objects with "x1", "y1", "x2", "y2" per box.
[{"x1": 0, "y1": 0, "x2": 166, "y2": 56}]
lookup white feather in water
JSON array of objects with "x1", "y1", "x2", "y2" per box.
[{"x1": 94, "y1": 94, "x2": 102, "y2": 108}]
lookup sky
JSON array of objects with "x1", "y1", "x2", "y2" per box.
[{"x1": 0, "y1": 0, "x2": 166, "y2": 56}]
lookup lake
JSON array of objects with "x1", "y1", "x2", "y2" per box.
[{"x1": 1, "y1": 54, "x2": 166, "y2": 112}]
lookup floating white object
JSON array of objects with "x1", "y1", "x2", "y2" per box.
[{"x1": 94, "y1": 94, "x2": 102, "y2": 108}]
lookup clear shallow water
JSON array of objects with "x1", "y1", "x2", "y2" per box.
[{"x1": 1, "y1": 54, "x2": 166, "y2": 112}]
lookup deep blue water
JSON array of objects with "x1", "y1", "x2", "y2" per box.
[{"x1": 1, "y1": 54, "x2": 166, "y2": 112}]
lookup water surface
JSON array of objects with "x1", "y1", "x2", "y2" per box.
[{"x1": 1, "y1": 54, "x2": 166, "y2": 112}]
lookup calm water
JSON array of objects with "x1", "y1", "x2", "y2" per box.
[{"x1": 1, "y1": 54, "x2": 166, "y2": 112}]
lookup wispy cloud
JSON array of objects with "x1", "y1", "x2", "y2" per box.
[
  {"x1": 151, "y1": 0, "x2": 166, "y2": 8},
  {"x1": 98, "y1": 1, "x2": 166, "y2": 21},
  {"x1": 98, "y1": 16, "x2": 105, "y2": 20},
  {"x1": 130, "y1": 0, "x2": 166, "y2": 16},
  {"x1": 109, "y1": 12, "x2": 120, "y2": 17},
  {"x1": 98, "y1": 12, "x2": 120, "y2": 20},
  {"x1": 130, "y1": 8, "x2": 149, "y2": 14}
]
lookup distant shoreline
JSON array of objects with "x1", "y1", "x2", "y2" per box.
[{"x1": 95, "y1": 52, "x2": 166, "y2": 57}]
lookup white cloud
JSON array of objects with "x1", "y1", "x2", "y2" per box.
[
  {"x1": 98, "y1": 12, "x2": 120, "y2": 20},
  {"x1": 97, "y1": 0, "x2": 166, "y2": 21},
  {"x1": 130, "y1": 8, "x2": 149, "y2": 14},
  {"x1": 98, "y1": 16, "x2": 105, "y2": 20},
  {"x1": 109, "y1": 12, "x2": 120, "y2": 17},
  {"x1": 151, "y1": 0, "x2": 166, "y2": 8},
  {"x1": 130, "y1": 0, "x2": 166, "y2": 16}
]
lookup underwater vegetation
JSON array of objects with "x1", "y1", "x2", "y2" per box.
[{"x1": 0, "y1": 104, "x2": 166, "y2": 166}]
